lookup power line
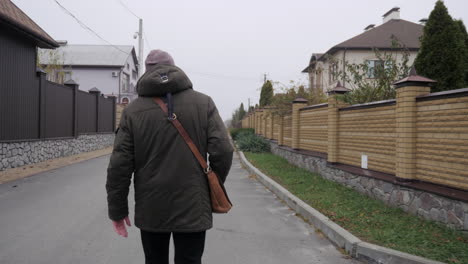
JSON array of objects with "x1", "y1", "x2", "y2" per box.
[
  {"x1": 117, "y1": 0, "x2": 140, "y2": 19},
  {"x1": 112, "y1": 0, "x2": 258, "y2": 83},
  {"x1": 143, "y1": 32, "x2": 152, "y2": 50},
  {"x1": 53, "y1": 0, "x2": 129, "y2": 55},
  {"x1": 115, "y1": 0, "x2": 152, "y2": 51}
]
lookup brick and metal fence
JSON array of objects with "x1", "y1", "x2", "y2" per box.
[
  {"x1": 243, "y1": 77, "x2": 468, "y2": 192},
  {"x1": 0, "y1": 71, "x2": 116, "y2": 142},
  {"x1": 0, "y1": 70, "x2": 116, "y2": 171},
  {"x1": 241, "y1": 72, "x2": 468, "y2": 230}
]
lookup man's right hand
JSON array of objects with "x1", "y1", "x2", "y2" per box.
[{"x1": 112, "y1": 216, "x2": 131, "y2": 238}]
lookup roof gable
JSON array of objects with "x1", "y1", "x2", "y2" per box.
[
  {"x1": 302, "y1": 53, "x2": 324, "y2": 72},
  {"x1": 0, "y1": 0, "x2": 58, "y2": 48}
]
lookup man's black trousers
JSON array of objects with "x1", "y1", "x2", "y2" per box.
[{"x1": 140, "y1": 230, "x2": 206, "y2": 264}]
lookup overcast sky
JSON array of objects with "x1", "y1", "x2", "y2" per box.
[{"x1": 12, "y1": 0, "x2": 468, "y2": 120}]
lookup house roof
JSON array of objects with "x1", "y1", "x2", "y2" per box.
[
  {"x1": 39, "y1": 44, "x2": 139, "y2": 68},
  {"x1": 302, "y1": 19, "x2": 424, "y2": 72},
  {"x1": 325, "y1": 19, "x2": 423, "y2": 55},
  {"x1": 302, "y1": 53, "x2": 324, "y2": 73},
  {"x1": 0, "y1": 0, "x2": 58, "y2": 48}
]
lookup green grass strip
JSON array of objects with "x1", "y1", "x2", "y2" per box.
[{"x1": 245, "y1": 152, "x2": 468, "y2": 264}]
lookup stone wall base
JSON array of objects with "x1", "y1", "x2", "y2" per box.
[
  {"x1": 0, "y1": 134, "x2": 115, "y2": 171},
  {"x1": 270, "y1": 142, "x2": 468, "y2": 231}
]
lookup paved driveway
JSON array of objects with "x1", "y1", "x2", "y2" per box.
[{"x1": 0, "y1": 154, "x2": 359, "y2": 264}]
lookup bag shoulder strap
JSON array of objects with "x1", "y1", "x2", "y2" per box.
[{"x1": 153, "y1": 97, "x2": 211, "y2": 173}]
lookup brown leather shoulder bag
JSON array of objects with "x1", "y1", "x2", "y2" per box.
[{"x1": 153, "y1": 97, "x2": 232, "y2": 213}]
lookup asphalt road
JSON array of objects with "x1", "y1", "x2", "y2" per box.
[{"x1": 0, "y1": 154, "x2": 359, "y2": 264}]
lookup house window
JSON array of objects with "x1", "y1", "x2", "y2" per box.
[
  {"x1": 122, "y1": 73, "x2": 130, "y2": 93},
  {"x1": 132, "y1": 70, "x2": 137, "y2": 80},
  {"x1": 366, "y1": 60, "x2": 385, "y2": 78},
  {"x1": 329, "y1": 63, "x2": 338, "y2": 83},
  {"x1": 126, "y1": 63, "x2": 130, "y2": 70},
  {"x1": 309, "y1": 71, "x2": 315, "y2": 90},
  {"x1": 316, "y1": 68, "x2": 322, "y2": 91}
]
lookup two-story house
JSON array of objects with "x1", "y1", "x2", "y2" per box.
[
  {"x1": 302, "y1": 7, "x2": 424, "y2": 93},
  {"x1": 39, "y1": 42, "x2": 139, "y2": 103}
]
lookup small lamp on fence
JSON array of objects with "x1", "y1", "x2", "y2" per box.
[{"x1": 327, "y1": 82, "x2": 350, "y2": 95}]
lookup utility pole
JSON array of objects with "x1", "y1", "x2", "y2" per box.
[
  {"x1": 138, "y1": 18, "x2": 144, "y2": 77},
  {"x1": 248, "y1": 98, "x2": 250, "y2": 111},
  {"x1": 264, "y1": 73, "x2": 267, "y2": 83}
]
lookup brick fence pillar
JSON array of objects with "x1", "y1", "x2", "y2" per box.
[
  {"x1": 258, "y1": 110, "x2": 264, "y2": 135},
  {"x1": 257, "y1": 111, "x2": 261, "y2": 135},
  {"x1": 394, "y1": 68, "x2": 435, "y2": 182},
  {"x1": 252, "y1": 112, "x2": 256, "y2": 131},
  {"x1": 263, "y1": 107, "x2": 270, "y2": 138},
  {"x1": 292, "y1": 98, "x2": 308, "y2": 150},
  {"x1": 271, "y1": 113, "x2": 276, "y2": 140},
  {"x1": 278, "y1": 115, "x2": 284, "y2": 146},
  {"x1": 255, "y1": 111, "x2": 261, "y2": 134},
  {"x1": 327, "y1": 82, "x2": 349, "y2": 163},
  {"x1": 252, "y1": 112, "x2": 256, "y2": 129},
  {"x1": 268, "y1": 108, "x2": 274, "y2": 139}
]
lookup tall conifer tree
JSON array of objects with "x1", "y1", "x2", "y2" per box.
[
  {"x1": 455, "y1": 19, "x2": 468, "y2": 86},
  {"x1": 239, "y1": 103, "x2": 246, "y2": 120},
  {"x1": 414, "y1": 1, "x2": 465, "y2": 91},
  {"x1": 259, "y1": 81, "x2": 274, "y2": 107}
]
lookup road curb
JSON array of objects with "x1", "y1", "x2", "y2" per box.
[{"x1": 238, "y1": 151, "x2": 445, "y2": 264}]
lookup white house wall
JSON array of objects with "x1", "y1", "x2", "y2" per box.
[
  {"x1": 69, "y1": 67, "x2": 120, "y2": 95},
  {"x1": 312, "y1": 49, "x2": 418, "y2": 92},
  {"x1": 119, "y1": 53, "x2": 139, "y2": 102}
]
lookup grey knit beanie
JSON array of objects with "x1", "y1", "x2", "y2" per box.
[{"x1": 145, "y1": 49, "x2": 175, "y2": 68}]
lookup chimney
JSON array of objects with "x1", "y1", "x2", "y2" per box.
[
  {"x1": 382, "y1": 7, "x2": 400, "y2": 23},
  {"x1": 419, "y1": 18, "x2": 428, "y2": 25},
  {"x1": 364, "y1": 24, "x2": 375, "y2": 31}
]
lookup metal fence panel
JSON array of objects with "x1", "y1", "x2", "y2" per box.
[
  {"x1": 43, "y1": 81, "x2": 74, "y2": 138},
  {"x1": 0, "y1": 31, "x2": 40, "y2": 141},
  {"x1": 77, "y1": 91, "x2": 97, "y2": 134},
  {"x1": 98, "y1": 97, "x2": 114, "y2": 132}
]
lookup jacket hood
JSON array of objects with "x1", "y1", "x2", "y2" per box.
[{"x1": 136, "y1": 64, "x2": 193, "y2": 97}]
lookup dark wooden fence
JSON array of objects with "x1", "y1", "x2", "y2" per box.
[{"x1": 0, "y1": 71, "x2": 116, "y2": 142}]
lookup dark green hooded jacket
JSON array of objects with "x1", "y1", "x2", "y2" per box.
[{"x1": 106, "y1": 64, "x2": 233, "y2": 232}]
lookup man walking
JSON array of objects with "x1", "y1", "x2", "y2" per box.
[{"x1": 106, "y1": 50, "x2": 233, "y2": 264}]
